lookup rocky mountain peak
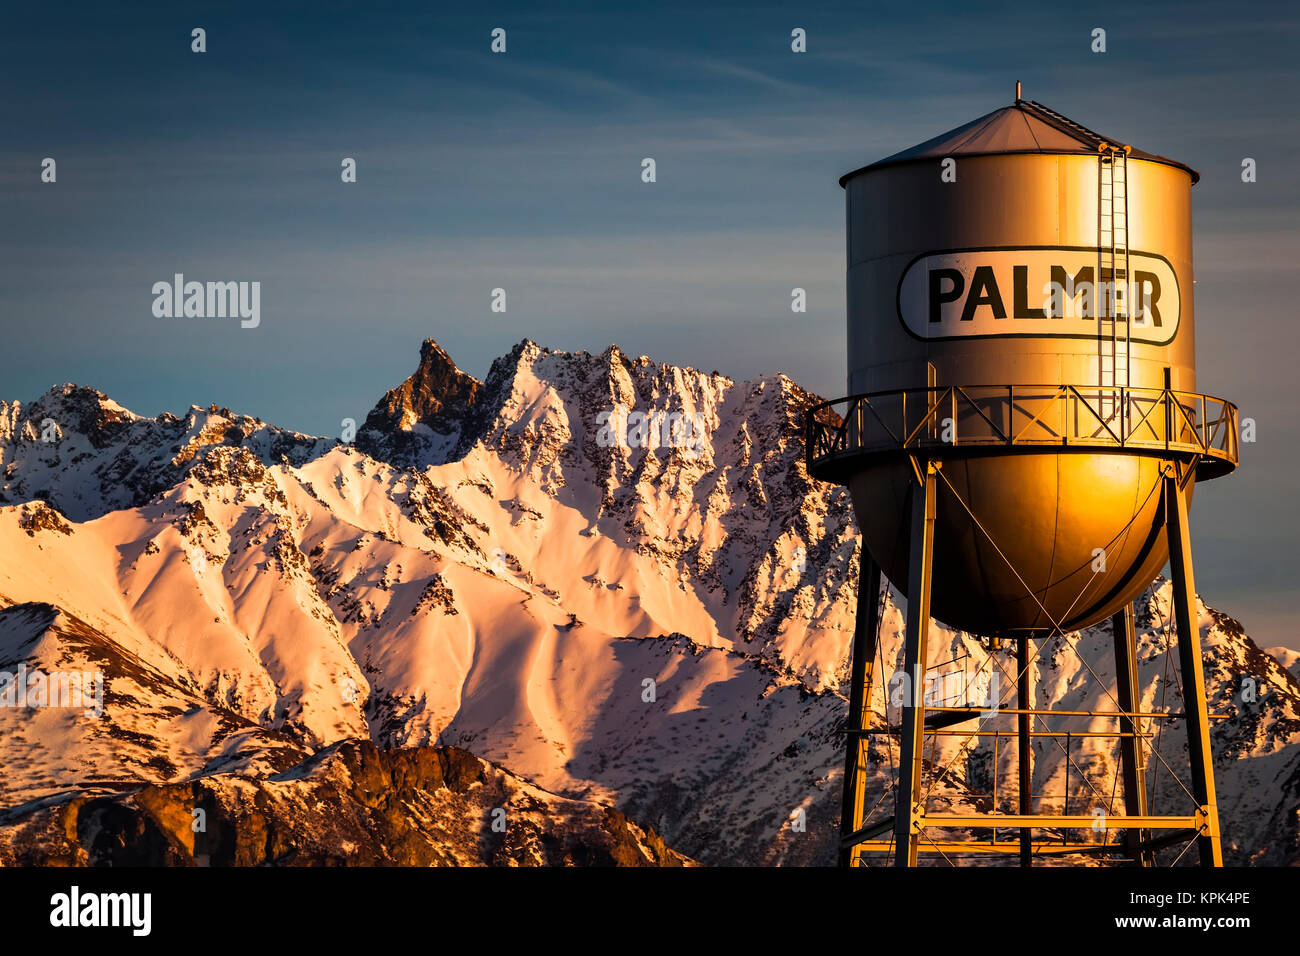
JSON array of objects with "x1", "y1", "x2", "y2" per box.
[
  {"x1": 363, "y1": 339, "x2": 481, "y2": 435},
  {"x1": 2, "y1": 385, "x2": 137, "y2": 451},
  {"x1": 356, "y1": 339, "x2": 483, "y2": 465}
]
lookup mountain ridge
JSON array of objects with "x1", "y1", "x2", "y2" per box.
[{"x1": 1, "y1": 337, "x2": 1297, "y2": 866}]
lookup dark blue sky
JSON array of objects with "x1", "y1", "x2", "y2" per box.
[{"x1": 2, "y1": 0, "x2": 1298, "y2": 645}]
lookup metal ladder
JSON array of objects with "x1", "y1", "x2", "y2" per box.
[{"x1": 1098, "y1": 146, "x2": 1131, "y2": 422}]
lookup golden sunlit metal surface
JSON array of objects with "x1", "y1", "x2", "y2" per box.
[
  {"x1": 808, "y1": 385, "x2": 1238, "y2": 632},
  {"x1": 825, "y1": 118, "x2": 1229, "y2": 634},
  {"x1": 819, "y1": 96, "x2": 1235, "y2": 868}
]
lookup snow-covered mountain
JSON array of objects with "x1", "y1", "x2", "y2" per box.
[
  {"x1": 1268, "y1": 646, "x2": 1300, "y2": 683},
  {"x1": 1, "y1": 338, "x2": 1297, "y2": 866}
]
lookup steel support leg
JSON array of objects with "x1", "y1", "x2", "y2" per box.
[
  {"x1": 1112, "y1": 602, "x2": 1153, "y2": 865},
  {"x1": 1165, "y1": 470, "x2": 1223, "y2": 867},
  {"x1": 839, "y1": 551, "x2": 882, "y2": 868},
  {"x1": 894, "y1": 462, "x2": 936, "y2": 867},
  {"x1": 1017, "y1": 635, "x2": 1033, "y2": 867}
]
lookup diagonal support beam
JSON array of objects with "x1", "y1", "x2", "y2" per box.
[
  {"x1": 1165, "y1": 469, "x2": 1223, "y2": 867},
  {"x1": 839, "y1": 551, "x2": 882, "y2": 867},
  {"x1": 1112, "y1": 602, "x2": 1154, "y2": 866},
  {"x1": 1017, "y1": 635, "x2": 1034, "y2": 867},
  {"x1": 894, "y1": 460, "x2": 937, "y2": 867}
]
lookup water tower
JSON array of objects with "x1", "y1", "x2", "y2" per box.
[{"x1": 807, "y1": 89, "x2": 1239, "y2": 867}]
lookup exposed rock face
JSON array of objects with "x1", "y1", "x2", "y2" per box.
[
  {"x1": 0, "y1": 385, "x2": 330, "y2": 521},
  {"x1": 1, "y1": 338, "x2": 1297, "y2": 867},
  {"x1": 0, "y1": 740, "x2": 690, "y2": 867},
  {"x1": 358, "y1": 339, "x2": 482, "y2": 464}
]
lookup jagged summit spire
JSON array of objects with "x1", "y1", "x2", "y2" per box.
[{"x1": 363, "y1": 339, "x2": 482, "y2": 436}]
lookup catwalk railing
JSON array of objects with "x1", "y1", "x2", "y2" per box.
[{"x1": 806, "y1": 385, "x2": 1239, "y2": 481}]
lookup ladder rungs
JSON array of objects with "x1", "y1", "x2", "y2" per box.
[{"x1": 1100, "y1": 149, "x2": 1129, "y2": 390}]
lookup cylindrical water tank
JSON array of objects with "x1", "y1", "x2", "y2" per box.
[{"x1": 833, "y1": 98, "x2": 1227, "y2": 635}]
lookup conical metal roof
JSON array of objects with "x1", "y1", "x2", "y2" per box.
[{"x1": 839, "y1": 97, "x2": 1199, "y2": 185}]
